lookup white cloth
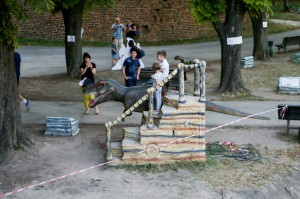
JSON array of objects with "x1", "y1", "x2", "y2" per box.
[
  {"x1": 151, "y1": 72, "x2": 164, "y2": 91},
  {"x1": 79, "y1": 77, "x2": 87, "y2": 86},
  {"x1": 160, "y1": 59, "x2": 169, "y2": 78},
  {"x1": 112, "y1": 37, "x2": 145, "y2": 70}
]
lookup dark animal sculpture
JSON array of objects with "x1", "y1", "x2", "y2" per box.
[{"x1": 87, "y1": 79, "x2": 269, "y2": 120}]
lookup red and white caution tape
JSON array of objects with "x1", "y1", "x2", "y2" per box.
[
  {"x1": 0, "y1": 106, "x2": 285, "y2": 198},
  {"x1": 0, "y1": 160, "x2": 118, "y2": 198}
]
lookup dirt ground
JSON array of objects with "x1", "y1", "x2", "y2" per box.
[{"x1": 1, "y1": 51, "x2": 300, "y2": 198}]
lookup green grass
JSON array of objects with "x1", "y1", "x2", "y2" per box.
[
  {"x1": 271, "y1": 1, "x2": 300, "y2": 21},
  {"x1": 17, "y1": 4, "x2": 300, "y2": 48},
  {"x1": 111, "y1": 158, "x2": 221, "y2": 174},
  {"x1": 16, "y1": 37, "x2": 111, "y2": 47},
  {"x1": 16, "y1": 35, "x2": 220, "y2": 47},
  {"x1": 18, "y1": 22, "x2": 299, "y2": 47},
  {"x1": 13, "y1": 144, "x2": 22, "y2": 150},
  {"x1": 17, "y1": 21, "x2": 300, "y2": 47}
]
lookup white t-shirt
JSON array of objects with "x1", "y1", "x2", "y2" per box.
[
  {"x1": 160, "y1": 59, "x2": 169, "y2": 78},
  {"x1": 151, "y1": 72, "x2": 164, "y2": 91}
]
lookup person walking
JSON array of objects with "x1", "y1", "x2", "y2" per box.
[
  {"x1": 14, "y1": 48, "x2": 31, "y2": 111},
  {"x1": 80, "y1": 52, "x2": 99, "y2": 115},
  {"x1": 111, "y1": 17, "x2": 126, "y2": 53}
]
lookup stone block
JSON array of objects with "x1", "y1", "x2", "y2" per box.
[
  {"x1": 123, "y1": 127, "x2": 140, "y2": 141},
  {"x1": 111, "y1": 142, "x2": 123, "y2": 158},
  {"x1": 45, "y1": 117, "x2": 80, "y2": 136}
]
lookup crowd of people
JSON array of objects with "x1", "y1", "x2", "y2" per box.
[
  {"x1": 80, "y1": 17, "x2": 170, "y2": 115},
  {"x1": 16, "y1": 16, "x2": 170, "y2": 116}
]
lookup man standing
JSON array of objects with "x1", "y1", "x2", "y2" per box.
[
  {"x1": 122, "y1": 48, "x2": 140, "y2": 87},
  {"x1": 111, "y1": 17, "x2": 126, "y2": 53}
]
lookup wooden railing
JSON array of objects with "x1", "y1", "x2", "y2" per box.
[{"x1": 105, "y1": 59, "x2": 206, "y2": 160}]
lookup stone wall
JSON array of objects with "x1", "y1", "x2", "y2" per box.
[{"x1": 19, "y1": 0, "x2": 216, "y2": 42}]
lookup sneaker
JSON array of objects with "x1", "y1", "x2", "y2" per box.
[
  {"x1": 153, "y1": 111, "x2": 159, "y2": 115},
  {"x1": 25, "y1": 100, "x2": 31, "y2": 112}
]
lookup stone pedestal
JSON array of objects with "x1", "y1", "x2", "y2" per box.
[{"x1": 112, "y1": 93, "x2": 206, "y2": 165}]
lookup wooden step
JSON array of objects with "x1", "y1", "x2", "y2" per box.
[
  {"x1": 122, "y1": 137, "x2": 145, "y2": 159},
  {"x1": 141, "y1": 111, "x2": 161, "y2": 126},
  {"x1": 123, "y1": 127, "x2": 140, "y2": 141},
  {"x1": 111, "y1": 142, "x2": 123, "y2": 158}
]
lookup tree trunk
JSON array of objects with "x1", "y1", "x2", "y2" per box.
[
  {"x1": 0, "y1": 44, "x2": 28, "y2": 162},
  {"x1": 61, "y1": 1, "x2": 85, "y2": 79},
  {"x1": 213, "y1": 0, "x2": 246, "y2": 93},
  {"x1": 0, "y1": 1, "x2": 31, "y2": 163},
  {"x1": 250, "y1": 12, "x2": 268, "y2": 60},
  {"x1": 283, "y1": 0, "x2": 290, "y2": 12}
]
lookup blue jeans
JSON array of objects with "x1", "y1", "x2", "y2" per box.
[
  {"x1": 155, "y1": 90, "x2": 162, "y2": 111},
  {"x1": 125, "y1": 76, "x2": 137, "y2": 87}
]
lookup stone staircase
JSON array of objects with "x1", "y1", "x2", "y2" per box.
[{"x1": 111, "y1": 92, "x2": 206, "y2": 165}]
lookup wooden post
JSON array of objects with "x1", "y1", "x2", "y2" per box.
[
  {"x1": 194, "y1": 64, "x2": 200, "y2": 96},
  {"x1": 105, "y1": 122, "x2": 113, "y2": 160},
  {"x1": 179, "y1": 64, "x2": 186, "y2": 103},
  {"x1": 147, "y1": 88, "x2": 154, "y2": 129},
  {"x1": 199, "y1": 61, "x2": 206, "y2": 102}
]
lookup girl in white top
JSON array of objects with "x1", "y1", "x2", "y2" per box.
[{"x1": 151, "y1": 63, "x2": 164, "y2": 115}]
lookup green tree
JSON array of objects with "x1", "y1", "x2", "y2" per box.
[
  {"x1": 51, "y1": 0, "x2": 114, "y2": 78},
  {"x1": 0, "y1": 0, "x2": 53, "y2": 162},
  {"x1": 190, "y1": 0, "x2": 272, "y2": 93}
]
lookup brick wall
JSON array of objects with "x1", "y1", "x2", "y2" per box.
[{"x1": 19, "y1": 0, "x2": 216, "y2": 42}]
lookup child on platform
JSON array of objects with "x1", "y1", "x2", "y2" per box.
[
  {"x1": 151, "y1": 63, "x2": 164, "y2": 115},
  {"x1": 111, "y1": 36, "x2": 118, "y2": 66},
  {"x1": 157, "y1": 50, "x2": 169, "y2": 96}
]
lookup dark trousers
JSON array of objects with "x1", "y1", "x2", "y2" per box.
[{"x1": 125, "y1": 76, "x2": 137, "y2": 87}]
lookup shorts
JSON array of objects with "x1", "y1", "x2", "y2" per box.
[{"x1": 112, "y1": 53, "x2": 117, "y2": 59}]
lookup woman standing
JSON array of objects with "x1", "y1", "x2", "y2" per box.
[
  {"x1": 80, "y1": 52, "x2": 99, "y2": 115},
  {"x1": 125, "y1": 18, "x2": 137, "y2": 39}
]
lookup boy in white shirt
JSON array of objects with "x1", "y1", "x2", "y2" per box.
[
  {"x1": 151, "y1": 63, "x2": 164, "y2": 115},
  {"x1": 157, "y1": 50, "x2": 169, "y2": 96}
]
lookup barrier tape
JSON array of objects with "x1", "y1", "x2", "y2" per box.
[
  {"x1": 279, "y1": 105, "x2": 288, "y2": 118},
  {"x1": 0, "y1": 160, "x2": 118, "y2": 198},
  {"x1": 0, "y1": 106, "x2": 285, "y2": 198}
]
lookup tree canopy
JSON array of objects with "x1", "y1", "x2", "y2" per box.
[
  {"x1": 190, "y1": 0, "x2": 272, "y2": 25},
  {"x1": 0, "y1": 0, "x2": 53, "y2": 46},
  {"x1": 190, "y1": 0, "x2": 273, "y2": 93}
]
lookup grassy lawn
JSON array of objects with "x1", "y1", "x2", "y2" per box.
[{"x1": 271, "y1": 1, "x2": 300, "y2": 21}]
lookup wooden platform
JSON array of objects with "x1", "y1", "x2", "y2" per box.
[{"x1": 111, "y1": 93, "x2": 206, "y2": 165}]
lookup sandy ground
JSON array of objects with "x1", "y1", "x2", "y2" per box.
[{"x1": 1, "y1": 51, "x2": 300, "y2": 198}]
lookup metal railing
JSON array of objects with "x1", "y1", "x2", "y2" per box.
[{"x1": 105, "y1": 59, "x2": 206, "y2": 160}]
